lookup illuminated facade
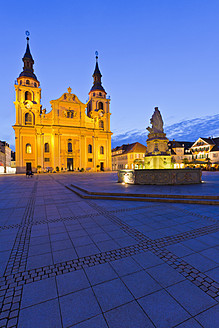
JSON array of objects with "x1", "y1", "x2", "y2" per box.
[
  {"x1": 13, "y1": 37, "x2": 112, "y2": 173},
  {"x1": 0, "y1": 141, "x2": 12, "y2": 174},
  {"x1": 189, "y1": 137, "x2": 219, "y2": 168},
  {"x1": 168, "y1": 140, "x2": 193, "y2": 168},
  {"x1": 112, "y1": 142, "x2": 147, "y2": 170}
]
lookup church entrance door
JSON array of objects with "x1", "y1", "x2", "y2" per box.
[
  {"x1": 26, "y1": 162, "x2": 32, "y2": 172},
  {"x1": 100, "y1": 162, "x2": 104, "y2": 171},
  {"x1": 67, "y1": 158, "x2": 73, "y2": 171}
]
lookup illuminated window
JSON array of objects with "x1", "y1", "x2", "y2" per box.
[
  {"x1": 44, "y1": 143, "x2": 49, "y2": 153},
  {"x1": 88, "y1": 144, "x2": 92, "y2": 153},
  {"x1": 26, "y1": 143, "x2": 32, "y2": 154},
  {"x1": 100, "y1": 146, "x2": 104, "y2": 154},
  {"x1": 25, "y1": 91, "x2": 32, "y2": 101},
  {"x1": 26, "y1": 80, "x2": 30, "y2": 85},
  {"x1": 68, "y1": 142, "x2": 72, "y2": 152},
  {"x1": 98, "y1": 102, "x2": 103, "y2": 110},
  {"x1": 99, "y1": 120, "x2": 104, "y2": 129},
  {"x1": 25, "y1": 113, "x2": 32, "y2": 125}
]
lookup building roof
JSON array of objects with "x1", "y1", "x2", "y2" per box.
[
  {"x1": 168, "y1": 140, "x2": 184, "y2": 148},
  {"x1": 19, "y1": 37, "x2": 38, "y2": 81},
  {"x1": 200, "y1": 137, "x2": 216, "y2": 145},
  {"x1": 192, "y1": 137, "x2": 219, "y2": 151},
  {"x1": 90, "y1": 55, "x2": 106, "y2": 93},
  {"x1": 168, "y1": 140, "x2": 193, "y2": 154},
  {"x1": 112, "y1": 142, "x2": 146, "y2": 155}
]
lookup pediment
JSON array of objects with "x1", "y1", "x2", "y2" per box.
[{"x1": 51, "y1": 88, "x2": 84, "y2": 105}]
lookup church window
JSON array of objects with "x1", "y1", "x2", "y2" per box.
[
  {"x1": 88, "y1": 144, "x2": 92, "y2": 153},
  {"x1": 99, "y1": 120, "x2": 104, "y2": 129},
  {"x1": 44, "y1": 158, "x2": 50, "y2": 162},
  {"x1": 26, "y1": 80, "x2": 30, "y2": 85},
  {"x1": 26, "y1": 143, "x2": 32, "y2": 154},
  {"x1": 44, "y1": 143, "x2": 49, "y2": 153},
  {"x1": 100, "y1": 146, "x2": 104, "y2": 154},
  {"x1": 98, "y1": 102, "x2": 103, "y2": 110},
  {"x1": 99, "y1": 92, "x2": 102, "y2": 96},
  {"x1": 93, "y1": 93, "x2": 95, "y2": 96},
  {"x1": 20, "y1": 81, "x2": 22, "y2": 85},
  {"x1": 34, "y1": 82, "x2": 37, "y2": 87},
  {"x1": 68, "y1": 142, "x2": 72, "y2": 153},
  {"x1": 25, "y1": 113, "x2": 32, "y2": 125},
  {"x1": 88, "y1": 158, "x2": 92, "y2": 162},
  {"x1": 25, "y1": 91, "x2": 32, "y2": 101},
  {"x1": 67, "y1": 110, "x2": 74, "y2": 118}
]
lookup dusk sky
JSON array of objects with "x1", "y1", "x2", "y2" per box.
[{"x1": 1, "y1": 0, "x2": 219, "y2": 148}]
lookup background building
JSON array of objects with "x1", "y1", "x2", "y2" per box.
[
  {"x1": 0, "y1": 141, "x2": 15, "y2": 173},
  {"x1": 112, "y1": 142, "x2": 146, "y2": 170},
  {"x1": 189, "y1": 137, "x2": 219, "y2": 169},
  {"x1": 13, "y1": 38, "x2": 112, "y2": 173},
  {"x1": 168, "y1": 140, "x2": 193, "y2": 168}
]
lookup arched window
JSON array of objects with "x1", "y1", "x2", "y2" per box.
[
  {"x1": 25, "y1": 113, "x2": 32, "y2": 125},
  {"x1": 99, "y1": 92, "x2": 102, "y2": 96},
  {"x1": 88, "y1": 144, "x2": 92, "y2": 153},
  {"x1": 98, "y1": 102, "x2": 103, "y2": 110},
  {"x1": 44, "y1": 143, "x2": 49, "y2": 153},
  {"x1": 26, "y1": 143, "x2": 32, "y2": 154},
  {"x1": 25, "y1": 91, "x2": 32, "y2": 101},
  {"x1": 20, "y1": 81, "x2": 22, "y2": 85},
  {"x1": 100, "y1": 146, "x2": 104, "y2": 154},
  {"x1": 26, "y1": 80, "x2": 30, "y2": 85},
  {"x1": 99, "y1": 120, "x2": 104, "y2": 129},
  {"x1": 68, "y1": 142, "x2": 72, "y2": 153},
  {"x1": 34, "y1": 82, "x2": 37, "y2": 87}
]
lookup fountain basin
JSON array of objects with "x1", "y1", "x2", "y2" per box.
[{"x1": 118, "y1": 168, "x2": 202, "y2": 185}]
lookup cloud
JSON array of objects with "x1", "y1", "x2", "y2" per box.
[{"x1": 112, "y1": 114, "x2": 219, "y2": 147}]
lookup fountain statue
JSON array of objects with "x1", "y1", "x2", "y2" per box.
[
  {"x1": 144, "y1": 107, "x2": 173, "y2": 169},
  {"x1": 118, "y1": 106, "x2": 201, "y2": 185}
]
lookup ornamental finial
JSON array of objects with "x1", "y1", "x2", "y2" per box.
[
  {"x1": 95, "y1": 51, "x2": 98, "y2": 63},
  {"x1": 25, "y1": 30, "x2": 30, "y2": 42},
  {"x1": 67, "y1": 87, "x2": 72, "y2": 93}
]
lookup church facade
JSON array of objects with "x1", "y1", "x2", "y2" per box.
[{"x1": 13, "y1": 37, "x2": 112, "y2": 173}]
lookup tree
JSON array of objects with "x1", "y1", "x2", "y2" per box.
[{"x1": 182, "y1": 158, "x2": 189, "y2": 166}]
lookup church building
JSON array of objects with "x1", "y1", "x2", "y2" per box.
[{"x1": 13, "y1": 36, "x2": 112, "y2": 173}]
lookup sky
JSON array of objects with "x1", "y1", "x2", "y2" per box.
[{"x1": 0, "y1": 0, "x2": 219, "y2": 149}]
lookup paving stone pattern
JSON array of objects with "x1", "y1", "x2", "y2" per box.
[{"x1": 0, "y1": 173, "x2": 219, "y2": 327}]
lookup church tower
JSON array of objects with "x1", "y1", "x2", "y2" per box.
[
  {"x1": 13, "y1": 33, "x2": 42, "y2": 173},
  {"x1": 87, "y1": 52, "x2": 111, "y2": 133}
]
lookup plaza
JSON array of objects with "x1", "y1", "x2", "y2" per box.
[{"x1": 0, "y1": 172, "x2": 219, "y2": 327}]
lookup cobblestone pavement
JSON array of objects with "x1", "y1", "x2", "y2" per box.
[{"x1": 0, "y1": 173, "x2": 219, "y2": 328}]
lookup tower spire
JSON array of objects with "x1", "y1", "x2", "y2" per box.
[
  {"x1": 90, "y1": 51, "x2": 105, "y2": 93},
  {"x1": 19, "y1": 31, "x2": 38, "y2": 81}
]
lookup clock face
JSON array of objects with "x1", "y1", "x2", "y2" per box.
[{"x1": 25, "y1": 102, "x2": 31, "y2": 109}]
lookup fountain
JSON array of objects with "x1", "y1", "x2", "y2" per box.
[{"x1": 118, "y1": 107, "x2": 202, "y2": 185}]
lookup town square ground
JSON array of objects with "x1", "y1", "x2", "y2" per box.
[{"x1": 0, "y1": 172, "x2": 219, "y2": 327}]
